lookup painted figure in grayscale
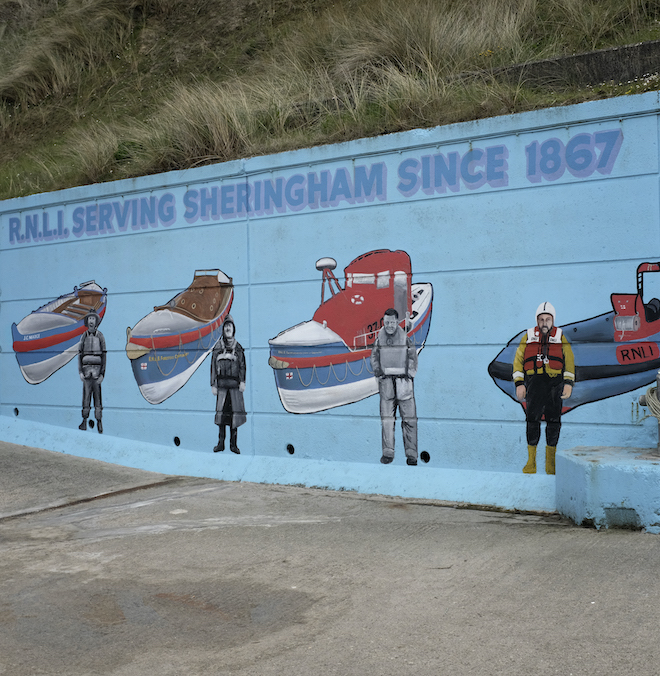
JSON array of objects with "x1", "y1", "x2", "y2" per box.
[
  {"x1": 370, "y1": 308, "x2": 418, "y2": 465},
  {"x1": 211, "y1": 315, "x2": 247, "y2": 454},
  {"x1": 78, "y1": 310, "x2": 106, "y2": 434}
]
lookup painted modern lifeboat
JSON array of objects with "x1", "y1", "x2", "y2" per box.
[
  {"x1": 125, "y1": 269, "x2": 233, "y2": 404},
  {"x1": 12, "y1": 280, "x2": 107, "y2": 384},
  {"x1": 269, "y1": 249, "x2": 433, "y2": 414},
  {"x1": 488, "y1": 261, "x2": 660, "y2": 412}
]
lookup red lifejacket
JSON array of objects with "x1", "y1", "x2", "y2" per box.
[{"x1": 523, "y1": 326, "x2": 565, "y2": 374}]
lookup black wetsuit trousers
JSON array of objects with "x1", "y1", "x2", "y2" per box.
[{"x1": 525, "y1": 374, "x2": 563, "y2": 447}]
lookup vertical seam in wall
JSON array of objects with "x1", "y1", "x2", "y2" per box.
[
  {"x1": 244, "y1": 163, "x2": 256, "y2": 462},
  {"x1": 657, "y1": 113, "x2": 660, "y2": 245}
]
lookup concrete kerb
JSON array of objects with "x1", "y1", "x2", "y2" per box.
[
  {"x1": 7, "y1": 418, "x2": 660, "y2": 532},
  {"x1": 0, "y1": 415, "x2": 556, "y2": 513}
]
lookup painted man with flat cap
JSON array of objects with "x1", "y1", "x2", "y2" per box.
[{"x1": 78, "y1": 310, "x2": 106, "y2": 433}]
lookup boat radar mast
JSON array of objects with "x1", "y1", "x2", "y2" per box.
[{"x1": 316, "y1": 257, "x2": 342, "y2": 305}]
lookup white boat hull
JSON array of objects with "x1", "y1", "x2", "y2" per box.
[{"x1": 276, "y1": 377, "x2": 378, "y2": 414}]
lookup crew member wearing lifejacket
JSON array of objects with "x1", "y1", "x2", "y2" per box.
[
  {"x1": 211, "y1": 316, "x2": 247, "y2": 454},
  {"x1": 370, "y1": 308, "x2": 418, "y2": 465},
  {"x1": 513, "y1": 302, "x2": 575, "y2": 475},
  {"x1": 78, "y1": 310, "x2": 106, "y2": 434}
]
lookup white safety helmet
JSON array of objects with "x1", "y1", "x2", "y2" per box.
[{"x1": 535, "y1": 301, "x2": 556, "y2": 324}]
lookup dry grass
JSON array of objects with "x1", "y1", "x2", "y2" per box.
[
  {"x1": 1, "y1": 0, "x2": 660, "y2": 198},
  {"x1": 0, "y1": 0, "x2": 138, "y2": 106}
]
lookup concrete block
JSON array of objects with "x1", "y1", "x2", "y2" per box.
[{"x1": 556, "y1": 446, "x2": 660, "y2": 533}]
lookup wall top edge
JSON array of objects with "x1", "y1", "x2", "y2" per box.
[{"x1": 2, "y1": 90, "x2": 659, "y2": 213}]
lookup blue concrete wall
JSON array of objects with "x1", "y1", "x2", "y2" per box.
[{"x1": 2, "y1": 91, "x2": 660, "y2": 511}]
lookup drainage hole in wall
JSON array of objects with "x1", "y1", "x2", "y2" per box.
[
  {"x1": 420, "y1": 451, "x2": 430, "y2": 463},
  {"x1": 286, "y1": 444, "x2": 295, "y2": 455},
  {"x1": 13, "y1": 408, "x2": 19, "y2": 416},
  {"x1": 174, "y1": 437, "x2": 181, "y2": 447},
  {"x1": 89, "y1": 420, "x2": 95, "y2": 429}
]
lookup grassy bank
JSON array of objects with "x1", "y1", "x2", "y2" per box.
[{"x1": 1, "y1": 0, "x2": 659, "y2": 199}]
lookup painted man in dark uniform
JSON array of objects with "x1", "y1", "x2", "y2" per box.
[
  {"x1": 370, "y1": 307, "x2": 418, "y2": 465},
  {"x1": 211, "y1": 315, "x2": 247, "y2": 454},
  {"x1": 78, "y1": 310, "x2": 106, "y2": 433}
]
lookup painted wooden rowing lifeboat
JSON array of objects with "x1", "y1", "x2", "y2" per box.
[
  {"x1": 12, "y1": 280, "x2": 107, "y2": 384},
  {"x1": 125, "y1": 269, "x2": 233, "y2": 404}
]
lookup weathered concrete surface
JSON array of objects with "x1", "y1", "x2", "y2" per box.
[
  {"x1": 1, "y1": 440, "x2": 660, "y2": 676},
  {"x1": 0, "y1": 439, "x2": 176, "y2": 519},
  {"x1": 557, "y1": 446, "x2": 660, "y2": 533}
]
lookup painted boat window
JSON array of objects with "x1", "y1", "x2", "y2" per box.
[
  {"x1": 376, "y1": 271, "x2": 390, "y2": 289},
  {"x1": 352, "y1": 273, "x2": 376, "y2": 285}
]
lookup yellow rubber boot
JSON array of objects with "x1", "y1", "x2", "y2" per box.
[
  {"x1": 546, "y1": 446, "x2": 557, "y2": 475},
  {"x1": 523, "y1": 445, "x2": 537, "y2": 474}
]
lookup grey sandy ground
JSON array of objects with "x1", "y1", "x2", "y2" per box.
[{"x1": 1, "y1": 440, "x2": 659, "y2": 676}]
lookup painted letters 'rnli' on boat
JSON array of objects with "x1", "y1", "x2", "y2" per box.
[
  {"x1": 12, "y1": 280, "x2": 107, "y2": 384},
  {"x1": 125, "y1": 270, "x2": 233, "y2": 404},
  {"x1": 269, "y1": 250, "x2": 433, "y2": 414},
  {"x1": 488, "y1": 262, "x2": 660, "y2": 412}
]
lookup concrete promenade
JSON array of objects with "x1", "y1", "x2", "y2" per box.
[{"x1": 1, "y1": 439, "x2": 659, "y2": 676}]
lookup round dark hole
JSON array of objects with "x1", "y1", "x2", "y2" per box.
[
  {"x1": 286, "y1": 444, "x2": 295, "y2": 455},
  {"x1": 174, "y1": 437, "x2": 181, "y2": 447},
  {"x1": 420, "y1": 451, "x2": 430, "y2": 463},
  {"x1": 13, "y1": 408, "x2": 19, "y2": 416},
  {"x1": 89, "y1": 420, "x2": 95, "y2": 429}
]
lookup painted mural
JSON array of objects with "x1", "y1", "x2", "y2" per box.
[
  {"x1": 488, "y1": 262, "x2": 660, "y2": 473},
  {"x1": 211, "y1": 315, "x2": 247, "y2": 454},
  {"x1": 11, "y1": 280, "x2": 107, "y2": 384},
  {"x1": 371, "y1": 307, "x2": 419, "y2": 465},
  {"x1": 78, "y1": 309, "x2": 106, "y2": 434},
  {"x1": 268, "y1": 249, "x2": 433, "y2": 414},
  {"x1": 4, "y1": 91, "x2": 660, "y2": 512},
  {"x1": 489, "y1": 261, "x2": 660, "y2": 410},
  {"x1": 125, "y1": 269, "x2": 233, "y2": 404}
]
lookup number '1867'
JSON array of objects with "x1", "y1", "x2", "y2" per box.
[{"x1": 525, "y1": 129, "x2": 623, "y2": 183}]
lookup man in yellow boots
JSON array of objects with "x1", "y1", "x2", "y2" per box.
[{"x1": 513, "y1": 302, "x2": 575, "y2": 475}]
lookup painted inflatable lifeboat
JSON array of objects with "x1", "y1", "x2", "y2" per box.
[
  {"x1": 12, "y1": 280, "x2": 107, "y2": 385},
  {"x1": 269, "y1": 249, "x2": 433, "y2": 414},
  {"x1": 488, "y1": 262, "x2": 660, "y2": 412},
  {"x1": 125, "y1": 269, "x2": 233, "y2": 404}
]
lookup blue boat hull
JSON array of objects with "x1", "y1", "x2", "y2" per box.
[
  {"x1": 488, "y1": 311, "x2": 660, "y2": 412},
  {"x1": 130, "y1": 323, "x2": 224, "y2": 405}
]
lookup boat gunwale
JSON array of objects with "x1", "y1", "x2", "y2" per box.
[
  {"x1": 128, "y1": 293, "x2": 233, "y2": 351},
  {"x1": 12, "y1": 304, "x2": 107, "y2": 353}
]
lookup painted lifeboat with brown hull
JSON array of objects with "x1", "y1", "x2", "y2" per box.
[
  {"x1": 488, "y1": 262, "x2": 660, "y2": 412},
  {"x1": 126, "y1": 270, "x2": 233, "y2": 404},
  {"x1": 268, "y1": 250, "x2": 433, "y2": 414},
  {"x1": 11, "y1": 280, "x2": 107, "y2": 384}
]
